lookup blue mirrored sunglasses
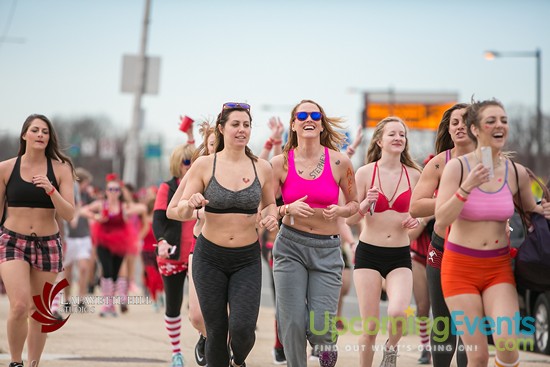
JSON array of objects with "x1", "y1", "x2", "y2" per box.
[
  {"x1": 296, "y1": 111, "x2": 322, "y2": 121},
  {"x1": 182, "y1": 159, "x2": 191, "y2": 166},
  {"x1": 223, "y1": 102, "x2": 250, "y2": 110}
]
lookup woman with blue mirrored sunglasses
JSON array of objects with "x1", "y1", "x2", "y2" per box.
[{"x1": 270, "y1": 99, "x2": 359, "y2": 367}]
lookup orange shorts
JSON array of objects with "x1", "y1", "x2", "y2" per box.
[{"x1": 441, "y1": 241, "x2": 515, "y2": 298}]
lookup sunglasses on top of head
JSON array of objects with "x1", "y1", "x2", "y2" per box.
[
  {"x1": 295, "y1": 111, "x2": 322, "y2": 121},
  {"x1": 222, "y1": 102, "x2": 251, "y2": 111}
]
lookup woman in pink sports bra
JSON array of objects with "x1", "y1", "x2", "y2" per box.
[
  {"x1": 271, "y1": 99, "x2": 359, "y2": 367},
  {"x1": 410, "y1": 103, "x2": 474, "y2": 367},
  {"x1": 435, "y1": 99, "x2": 550, "y2": 367},
  {"x1": 347, "y1": 116, "x2": 421, "y2": 367}
]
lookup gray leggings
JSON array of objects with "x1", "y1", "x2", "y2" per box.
[
  {"x1": 192, "y1": 235, "x2": 261, "y2": 367},
  {"x1": 273, "y1": 225, "x2": 343, "y2": 367}
]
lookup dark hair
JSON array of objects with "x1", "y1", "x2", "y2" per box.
[
  {"x1": 365, "y1": 116, "x2": 421, "y2": 171},
  {"x1": 19, "y1": 114, "x2": 76, "y2": 177},
  {"x1": 283, "y1": 99, "x2": 345, "y2": 168},
  {"x1": 434, "y1": 103, "x2": 470, "y2": 154},
  {"x1": 464, "y1": 98, "x2": 505, "y2": 147},
  {"x1": 214, "y1": 107, "x2": 257, "y2": 162}
]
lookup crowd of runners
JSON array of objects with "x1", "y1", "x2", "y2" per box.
[{"x1": 1, "y1": 98, "x2": 550, "y2": 367}]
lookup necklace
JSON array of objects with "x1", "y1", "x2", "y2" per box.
[
  {"x1": 376, "y1": 163, "x2": 404, "y2": 203},
  {"x1": 474, "y1": 151, "x2": 502, "y2": 168}
]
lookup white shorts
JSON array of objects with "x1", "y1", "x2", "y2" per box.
[{"x1": 64, "y1": 236, "x2": 92, "y2": 266}]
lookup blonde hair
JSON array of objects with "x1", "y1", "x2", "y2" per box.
[
  {"x1": 365, "y1": 116, "x2": 421, "y2": 171},
  {"x1": 192, "y1": 120, "x2": 215, "y2": 162},
  {"x1": 169, "y1": 144, "x2": 196, "y2": 178}
]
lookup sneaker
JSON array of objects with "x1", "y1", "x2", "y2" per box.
[
  {"x1": 319, "y1": 350, "x2": 338, "y2": 367},
  {"x1": 379, "y1": 344, "x2": 398, "y2": 367},
  {"x1": 272, "y1": 347, "x2": 286, "y2": 365},
  {"x1": 309, "y1": 347, "x2": 319, "y2": 361},
  {"x1": 9, "y1": 362, "x2": 24, "y2": 367},
  {"x1": 194, "y1": 334, "x2": 207, "y2": 366},
  {"x1": 418, "y1": 349, "x2": 431, "y2": 364},
  {"x1": 230, "y1": 355, "x2": 246, "y2": 367},
  {"x1": 171, "y1": 352, "x2": 184, "y2": 367}
]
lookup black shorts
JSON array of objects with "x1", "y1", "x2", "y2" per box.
[{"x1": 354, "y1": 241, "x2": 411, "y2": 278}]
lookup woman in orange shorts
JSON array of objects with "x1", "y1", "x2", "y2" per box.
[{"x1": 435, "y1": 99, "x2": 550, "y2": 367}]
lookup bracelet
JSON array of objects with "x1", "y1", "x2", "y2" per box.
[
  {"x1": 459, "y1": 186, "x2": 471, "y2": 195},
  {"x1": 271, "y1": 138, "x2": 282, "y2": 145},
  {"x1": 358, "y1": 208, "x2": 366, "y2": 217},
  {"x1": 264, "y1": 141, "x2": 273, "y2": 150},
  {"x1": 455, "y1": 192, "x2": 468, "y2": 202},
  {"x1": 284, "y1": 204, "x2": 291, "y2": 216},
  {"x1": 187, "y1": 139, "x2": 195, "y2": 144},
  {"x1": 47, "y1": 187, "x2": 56, "y2": 196},
  {"x1": 278, "y1": 206, "x2": 284, "y2": 218}
]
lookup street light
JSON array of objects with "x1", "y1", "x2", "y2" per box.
[{"x1": 484, "y1": 48, "x2": 543, "y2": 174}]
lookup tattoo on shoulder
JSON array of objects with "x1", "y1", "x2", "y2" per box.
[
  {"x1": 335, "y1": 160, "x2": 340, "y2": 165},
  {"x1": 435, "y1": 164, "x2": 440, "y2": 170}
]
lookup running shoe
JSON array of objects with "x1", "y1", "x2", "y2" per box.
[
  {"x1": 309, "y1": 347, "x2": 319, "y2": 361},
  {"x1": 195, "y1": 333, "x2": 207, "y2": 366},
  {"x1": 272, "y1": 347, "x2": 286, "y2": 365},
  {"x1": 418, "y1": 349, "x2": 431, "y2": 364},
  {"x1": 9, "y1": 362, "x2": 24, "y2": 367},
  {"x1": 171, "y1": 352, "x2": 184, "y2": 367},
  {"x1": 379, "y1": 344, "x2": 398, "y2": 367}
]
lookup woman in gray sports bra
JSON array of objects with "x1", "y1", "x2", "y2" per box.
[{"x1": 169, "y1": 103, "x2": 278, "y2": 367}]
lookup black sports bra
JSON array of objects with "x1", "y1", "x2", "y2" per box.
[{"x1": 6, "y1": 156, "x2": 59, "y2": 209}]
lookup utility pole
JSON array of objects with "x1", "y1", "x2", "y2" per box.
[{"x1": 123, "y1": 0, "x2": 152, "y2": 186}]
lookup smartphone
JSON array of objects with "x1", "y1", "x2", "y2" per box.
[
  {"x1": 368, "y1": 201, "x2": 376, "y2": 216},
  {"x1": 480, "y1": 146, "x2": 494, "y2": 179}
]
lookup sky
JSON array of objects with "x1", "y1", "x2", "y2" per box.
[{"x1": 0, "y1": 0, "x2": 549, "y2": 157}]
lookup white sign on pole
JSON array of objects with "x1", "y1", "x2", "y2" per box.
[{"x1": 121, "y1": 54, "x2": 161, "y2": 95}]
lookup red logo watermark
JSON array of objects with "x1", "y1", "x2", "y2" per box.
[{"x1": 31, "y1": 278, "x2": 70, "y2": 333}]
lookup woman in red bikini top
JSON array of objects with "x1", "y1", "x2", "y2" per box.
[{"x1": 346, "y1": 116, "x2": 422, "y2": 367}]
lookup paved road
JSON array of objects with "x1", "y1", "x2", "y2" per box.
[{"x1": 1, "y1": 260, "x2": 549, "y2": 366}]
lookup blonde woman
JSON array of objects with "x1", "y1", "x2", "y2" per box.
[{"x1": 347, "y1": 117, "x2": 421, "y2": 367}]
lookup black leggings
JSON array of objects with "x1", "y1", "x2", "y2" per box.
[
  {"x1": 426, "y1": 233, "x2": 467, "y2": 367},
  {"x1": 162, "y1": 271, "x2": 187, "y2": 318},
  {"x1": 193, "y1": 235, "x2": 261, "y2": 367},
  {"x1": 96, "y1": 246, "x2": 124, "y2": 280}
]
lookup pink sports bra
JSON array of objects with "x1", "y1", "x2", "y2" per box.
[
  {"x1": 281, "y1": 147, "x2": 339, "y2": 208},
  {"x1": 458, "y1": 158, "x2": 514, "y2": 222},
  {"x1": 370, "y1": 161, "x2": 412, "y2": 213}
]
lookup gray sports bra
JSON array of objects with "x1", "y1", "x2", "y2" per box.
[{"x1": 203, "y1": 154, "x2": 261, "y2": 215}]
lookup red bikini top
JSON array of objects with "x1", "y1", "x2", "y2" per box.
[{"x1": 370, "y1": 161, "x2": 411, "y2": 213}]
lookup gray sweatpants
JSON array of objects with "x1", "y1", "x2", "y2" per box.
[{"x1": 273, "y1": 225, "x2": 343, "y2": 367}]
